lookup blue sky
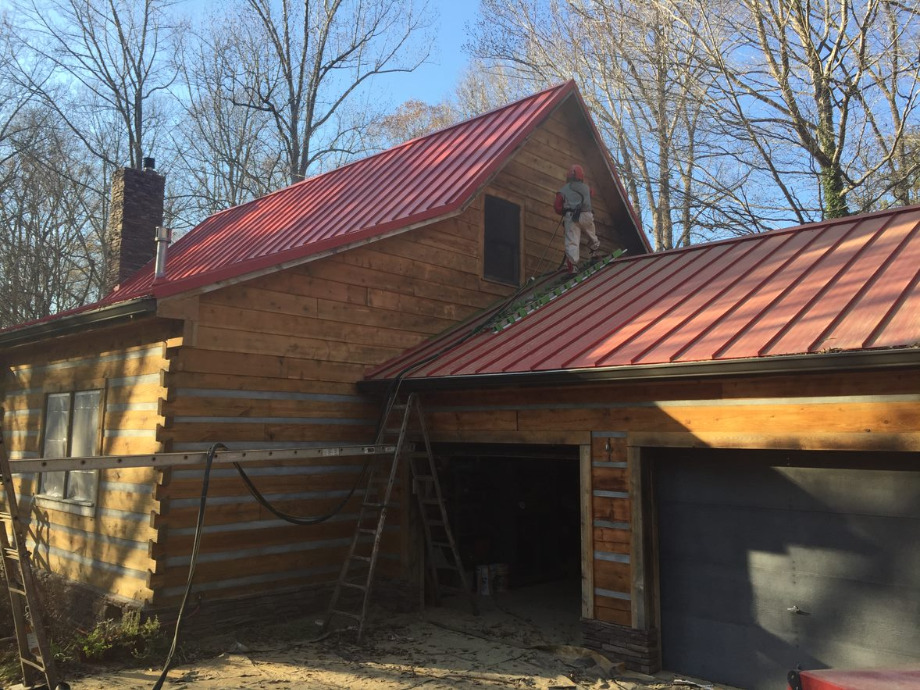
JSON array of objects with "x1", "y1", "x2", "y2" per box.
[
  {"x1": 177, "y1": 0, "x2": 482, "y2": 108},
  {"x1": 377, "y1": 0, "x2": 481, "y2": 106}
]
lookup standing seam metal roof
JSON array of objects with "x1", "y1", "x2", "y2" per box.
[
  {"x1": 366, "y1": 205, "x2": 920, "y2": 380},
  {"x1": 1, "y1": 80, "x2": 650, "y2": 338},
  {"x1": 105, "y1": 82, "x2": 578, "y2": 304}
]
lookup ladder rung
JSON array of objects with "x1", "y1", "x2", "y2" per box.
[
  {"x1": 8, "y1": 585, "x2": 26, "y2": 596},
  {"x1": 430, "y1": 541, "x2": 454, "y2": 549},
  {"x1": 341, "y1": 582, "x2": 367, "y2": 591},
  {"x1": 362, "y1": 502, "x2": 393, "y2": 510},
  {"x1": 350, "y1": 555, "x2": 372, "y2": 563},
  {"x1": 3, "y1": 548, "x2": 20, "y2": 560},
  {"x1": 330, "y1": 609, "x2": 362, "y2": 621},
  {"x1": 390, "y1": 404, "x2": 408, "y2": 411},
  {"x1": 19, "y1": 656, "x2": 47, "y2": 671},
  {"x1": 357, "y1": 528, "x2": 377, "y2": 535},
  {"x1": 0, "y1": 511, "x2": 13, "y2": 521}
]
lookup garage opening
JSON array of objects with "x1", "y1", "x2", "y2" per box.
[{"x1": 433, "y1": 443, "x2": 583, "y2": 639}]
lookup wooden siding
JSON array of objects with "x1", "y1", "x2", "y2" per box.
[
  {"x1": 149, "y1": 455, "x2": 405, "y2": 605},
  {"x1": 0, "y1": 320, "x2": 179, "y2": 602},
  {"x1": 419, "y1": 367, "x2": 920, "y2": 629},
  {"x1": 150, "y1": 105, "x2": 620, "y2": 604}
]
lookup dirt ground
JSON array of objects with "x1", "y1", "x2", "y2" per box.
[{"x1": 62, "y1": 584, "x2": 728, "y2": 690}]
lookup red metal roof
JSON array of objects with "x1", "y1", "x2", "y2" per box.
[
  {"x1": 107, "y1": 80, "x2": 606, "y2": 303},
  {"x1": 367, "y1": 205, "x2": 920, "y2": 381},
  {"x1": 2, "y1": 81, "x2": 649, "y2": 338}
]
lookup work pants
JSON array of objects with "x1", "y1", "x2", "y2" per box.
[{"x1": 564, "y1": 211, "x2": 599, "y2": 265}]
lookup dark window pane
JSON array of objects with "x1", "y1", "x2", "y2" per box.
[{"x1": 484, "y1": 196, "x2": 521, "y2": 285}]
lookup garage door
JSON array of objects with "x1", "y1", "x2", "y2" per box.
[{"x1": 654, "y1": 449, "x2": 920, "y2": 690}]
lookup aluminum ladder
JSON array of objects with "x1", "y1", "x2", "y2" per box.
[
  {"x1": 322, "y1": 392, "x2": 473, "y2": 639},
  {"x1": 0, "y1": 411, "x2": 67, "y2": 690}
]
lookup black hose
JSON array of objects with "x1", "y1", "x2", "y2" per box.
[
  {"x1": 152, "y1": 442, "x2": 224, "y2": 690},
  {"x1": 232, "y1": 458, "x2": 370, "y2": 525}
]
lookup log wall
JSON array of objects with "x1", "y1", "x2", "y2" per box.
[{"x1": 0, "y1": 320, "x2": 179, "y2": 602}]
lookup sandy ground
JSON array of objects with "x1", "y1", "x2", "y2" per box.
[{"x1": 65, "y1": 585, "x2": 728, "y2": 690}]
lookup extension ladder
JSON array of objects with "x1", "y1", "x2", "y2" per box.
[
  {"x1": 323, "y1": 393, "x2": 474, "y2": 639},
  {"x1": 0, "y1": 411, "x2": 67, "y2": 690}
]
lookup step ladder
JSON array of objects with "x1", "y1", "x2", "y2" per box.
[
  {"x1": 406, "y1": 398, "x2": 477, "y2": 613},
  {"x1": 0, "y1": 412, "x2": 66, "y2": 690},
  {"x1": 322, "y1": 393, "x2": 474, "y2": 640}
]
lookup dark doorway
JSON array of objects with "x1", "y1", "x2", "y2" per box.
[{"x1": 435, "y1": 444, "x2": 581, "y2": 591}]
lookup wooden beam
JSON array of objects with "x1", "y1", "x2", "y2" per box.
[
  {"x1": 628, "y1": 445, "x2": 647, "y2": 630},
  {"x1": 580, "y1": 443, "x2": 594, "y2": 619},
  {"x1": 628, "y1": 431, "x2": 920, "y2": 452},
  {"x1": 7, "y1": 444, "x2": 399, "y2": 474}
]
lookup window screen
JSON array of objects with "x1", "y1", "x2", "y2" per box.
[
  {"x1": 40, "y1": 390, "x2": 101, "y2": 503},
  {"x1": 483, "y1": 196, "x2": 521, "y2": 285},
  {"x1": 41, "y1": 394, "x2": 70, "y2": 497},
  {"x1": 68, "y1": 391, "x2": 100, "y2": 501}
]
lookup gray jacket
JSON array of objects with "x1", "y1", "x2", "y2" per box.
[{"x1": 557, "y1": 180, "x2": 592, "y2": 213}]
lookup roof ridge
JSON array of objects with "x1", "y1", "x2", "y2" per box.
[
  {"x1": 644, "y1": 203, "x2": 920, "y2": 260},
  {"x1": 387, "y1": 79, "x2": 574, "y2": 149},
  {"x1": 190, "y1": 81, "x2": 576, "y2": 226}
]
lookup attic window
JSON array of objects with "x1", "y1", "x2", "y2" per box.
[{"x1": 483, "y1": 195, "x2": 521, "y2": 285}]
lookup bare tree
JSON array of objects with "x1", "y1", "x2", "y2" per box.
[
  {"x1": 15, "y1": 0, "x2": 180, "y2": 170},
  {"x1": 470, "y1": 0, "x2": 738, "y2": 249},
  {"x1": 366, "y1": 98, "x2": 458, "y2": 147},
  {"x1": 0, "y1": 110, "x2": 101, "y2": 327},
  {"x1": 213, "y1": 0, "x2": 433, "y2": 185},
  {"x1": 171, "y1": 12, "x2": 286, "y2": 224},
  {"x1": 674, "y1": 0, "x2": 920, "y2": 221},
  {"x1": 0, "y1": 15, "x2": 38, "y2": 171},
  {"x1": 452, "y1": 60, "x2": 533, "y2": 119}
]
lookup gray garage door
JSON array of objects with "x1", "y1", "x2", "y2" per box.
[{"x1": 654, "y1": 449, "x2": 920, "y2": 690}]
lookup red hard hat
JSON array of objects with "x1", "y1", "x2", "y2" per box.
[{"x1": 567, "y1": 164, "x2": 584, "y2": 181}]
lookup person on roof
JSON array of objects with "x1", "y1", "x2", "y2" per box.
[{"x1": 554, "y1": 164, "x2": 600, "y2": 274}]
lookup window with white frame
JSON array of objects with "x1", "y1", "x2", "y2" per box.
[{"x1": 40, "y1": 390, "x2": 101, "y2": 504}]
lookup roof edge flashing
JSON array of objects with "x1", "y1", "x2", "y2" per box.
[
  {"x1": 360, "y1": 347, "x2": 920, "y2": 393},
  {"x1": 0, "y1": 298, "x2": 158, "y2": 350}
]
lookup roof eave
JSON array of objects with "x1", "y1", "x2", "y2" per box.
[
  {"x1": 359, "y1": 347, "x2": 920, "y2": 394},
  {"x1": 0, "y1": 298, "x2": 158, "y2": 351}
]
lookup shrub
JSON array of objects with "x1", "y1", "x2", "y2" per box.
[{"x1": 74, "y1": 609, "x2": 162, "y2": 662}]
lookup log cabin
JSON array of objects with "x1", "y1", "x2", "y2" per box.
[
  {"x1": 0, "y1": 81, "x2": 644, "y2": 617},
  {"x1": 1, "y1": 79, "x2": 919, "y2": 690}
]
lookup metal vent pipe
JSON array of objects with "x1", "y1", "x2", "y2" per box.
[{"x1": 154, "y1": 225, "x2": 172, "y2": 279}]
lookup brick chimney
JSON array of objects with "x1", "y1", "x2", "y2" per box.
[{"x1": 105, "y1": 158, "x2": 165, "y2": 291}]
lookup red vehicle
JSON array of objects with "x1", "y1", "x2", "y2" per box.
[{"x1": 788, "y1": 668, "x2": 920, "y2": 689}]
